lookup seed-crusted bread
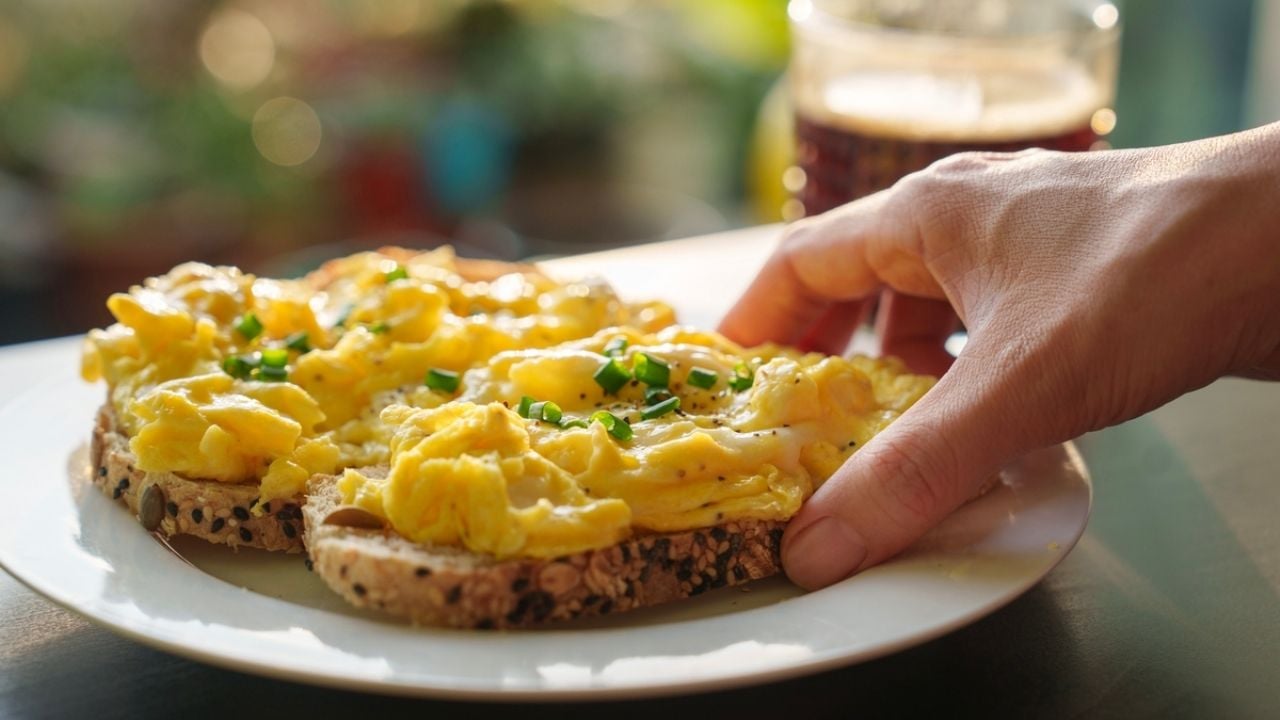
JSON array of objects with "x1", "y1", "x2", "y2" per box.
[
  {"x1": 303, "y1": 474, "x2": 786, "y2": 628},
  {"x1": 90, "y1": 404, "x2": 307, "y2": 552}
]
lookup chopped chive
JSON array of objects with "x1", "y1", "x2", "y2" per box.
[
  {"x1": 285, "y1": 332, "x2": 311, "y2": 353},
  {"x1": 540, "y1": 401, "x2": 563, "y2": 424},
  {"x1": 561, "y1": 418, "x2": 590, "y2": 429},
  {"x1": 256, "y1": 365, "x2": 288, "y2": 382},
  {"x1": 728, "y1": 362, "x2": 754, "y2": 392},
  {"x1": 260, "y1": 348, "x2": 288, "y2": 368},
  {"x1": 527, "y1": 401, "x2": 563, "y2": 425},
  {"x1": 221, "y1": 356, "x2": 255, "y2": 380},
  {"x1": 687, "y1": 366, "x2": 718, "y2": 390},
  {"x1": 425, "y1": 368, "x2": 460, "y2": 393},
  {"x1": 641, "y1": 396, "x2": 680, "y2": 420},
  {"x1": 235, "y1": 313, "x2": 263, "y2": 340},
  {"x1": 603, "y1": 337, "x2": 629, "y2": 357},
  {"x1": 516, "y1": 396, "x2": 536, "y2": 418},
  {"x1": 644, "y1": 386, "x2": 672, "y2": 405},
  {"x1": 593, "y1": 358, "x2": 632, "y2": 394},
  {"x1": 590, "y1": 410, "x2": 633, "y2": 441},
  {"x1": 632, "y1": 352, "x2": 670, "y2": 387},
  {"x1": 385, "y1": 266, "x2": 409, "y2": 283},
  {"x1": 369, "y1": 322, "x2": 390, "y2": 334}
]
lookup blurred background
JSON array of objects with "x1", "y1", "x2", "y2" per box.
[{"x1": 0, "y1": 0, "x2": 1273, "y2": 344}]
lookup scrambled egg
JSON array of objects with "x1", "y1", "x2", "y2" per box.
[
  {"x1": 83, "y1": 247, "x2": 933, "y2": 557},
  {"x1": 82, "y1": 248, "x2": 672, "y2": 504},
  {"x1": 338, "y1": 326, "x2": 933, "y2": 558}
]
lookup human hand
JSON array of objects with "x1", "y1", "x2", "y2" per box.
[{"x1": 720, "y1": 124, "x2": 1280, "y2": 590}]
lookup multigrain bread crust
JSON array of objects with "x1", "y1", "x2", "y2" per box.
[
  {"x1": 90, "y1": 404, "x2": 307, "y2": 552},
  {"x1": 303, "y1": 475, "x2": 786, "y2": 629}
]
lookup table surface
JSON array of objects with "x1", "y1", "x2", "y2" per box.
[{"x1": 2, "y1": 226, "x2": 1278, "y2": 719}]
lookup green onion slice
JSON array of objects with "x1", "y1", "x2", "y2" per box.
[
  {"x1": 728, "y1": 362, "x2": 754, "y2": 392},
  {"x1": 527, "y1": 401, "x2": 563, "y2": 425},
  {"x1": 369, "y1": 322, "x2": 390, "y2": 334},
  {"x1": 285, "y1": 332, "x2": 311, "y2": 353},
  {"x1": 235, "y1": 312, "x2": 263, "y2": 340},
  {"x1": 687, "y1": 366, "x2": 718, "y2": 390},
  {"x1": 260, "y1": 348, "x2": 288, "y2": 368},
  {"x1": 640, "y1": 396, "x2": 680, "y2": 420},
  {"x1": 560, "y1": 418, "x2": 590, "y2": 429},
  {"x1": 333, "y1": 304, "x2": 354, "y2": 329},
  {"x1": 221, "y1": 356, "x2": 256, "y2": 380},
  {"x1": 603, "y1": 337, "x2": 629, "y2": 357},
  {"x1": 385, "y1": 266, "x2": 409, "y2": 283},
  {"x1": 632, "y1": 352, "x2": 670, "y2": 387},
  {"x1": 256, "y1": 365, "x2": 288, "y2": 382},
  {"x1": 644, "y1": 386, "x2": 672, "y2": 405},
  {"x1": 425, "y1": 368, "x2": 460, "y2": 393},
  {"x1": 516, "y1": 396, "x2": 536, "y2": 418},
  {"x1": 590, "y1": 410, "x2": 633, "y2": 441},
  {"x1": 593, "y1": 358, "x2": 632, "y2": 394}
]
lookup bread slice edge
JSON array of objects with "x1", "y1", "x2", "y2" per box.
[
  {"x1": 303, "y1": 474, "x2": 786, "y2": 629},
  {"x1": 90, "y1": 403, "x2": 306, "y2": 552}
]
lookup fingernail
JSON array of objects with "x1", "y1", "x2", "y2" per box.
[{"x1": 783, "y1": 516, "x2": 868, "y2": 590}]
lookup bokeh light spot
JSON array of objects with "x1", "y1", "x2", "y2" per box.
[
  {"x1": 1090, "y1": 107, "x2": 1117, "y2": 135},
  {"x1": 252, "y1": 97, "x2": 322, "y2": 167},
  {"x1": 200, "y1": 9, "x2": 275, "y2": 90}
]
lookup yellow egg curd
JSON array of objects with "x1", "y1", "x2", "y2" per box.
[
  {"x1": 82, "y1": 248, "x2": 673, "y2": 503},
  {"x1": 337, "y1": 326, "x2": 934, "y2": 558}
]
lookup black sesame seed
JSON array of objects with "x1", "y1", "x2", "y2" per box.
[
  {"x1": 304, "y1": 557, "x2": 314, "y2": 572},
  {"x1": 191, "y1": 508, "x2": 204, "y2": 524},
  {"x1": 165, "y1": 501, "x2": 178, "y2": 517},
  {"x1": 415, "y1": 567, "x2": 431, "y2": 578},
  {"x1": 211, "y1": 517, "x2": 226, "y2": 533},
  {"x1": 233, "y1": 506, "x2": 250, "y2": 521},
  {"x1": 353, "y1": 583, "x2": 367, "y2": 597},
  {"x1": 446, "y1": 585, "x2": 462, "y2": 604},
  {"x1": 282, "y1": 522, "x2": 297, "y2": 538},
  {"x1": 238, "y1": 527, "x2": 252, "y2": 543},
  {"x1": 98, "y1": 466, "x2": 107, "y2": 477},
  {"x1": 511, "y1": 577, "x2": 529, "y2": 593}
]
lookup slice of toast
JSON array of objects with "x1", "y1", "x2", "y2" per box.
[
  {"x1": 90, "y1": 404, "x2": 306, "y2": 552},
  {"x1": 302, "y1": 474, "x2": 786, "y2": 628}
]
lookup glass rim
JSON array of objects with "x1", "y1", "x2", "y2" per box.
[{"x1": 788, "y1": 0, "x2": 1122, "y2": 46}]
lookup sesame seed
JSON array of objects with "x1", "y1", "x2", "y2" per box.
[
  {"x1": 211, "y1": 518, "x2": 225, "y2": 533},
  {"x1": 233, "y1": 506, "x2": 250, "y2": 521},
  {"x1": 282, "y1": 522, "x2": 297, "y2": 538},
  {"x1": 353, "y1": 583, "x2": 367, "y2": 597},
  {"x1": 191, "y1": 508, "x2": 204, "y2": 524},
  {"x1": 166, "y1": 501, "x2": 178, "y2": 517},
  {"x1": 239, "y1": 527, "x2": 252, "y2": 543}
]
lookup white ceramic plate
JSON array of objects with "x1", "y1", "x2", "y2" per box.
[
  {"x1": 0, "y1": 234, "x2": 1091, "y2": 699},
  {"x1": 0, "y1": 361, "x2": 1090, "y2": 700}
]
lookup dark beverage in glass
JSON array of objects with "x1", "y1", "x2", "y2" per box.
[{"x1": 788, "y1": 0, "x2": 1121, "y2": 215}]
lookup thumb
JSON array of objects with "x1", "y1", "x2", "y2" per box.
[{"x1": 781, "y1": 354, "x2": 1032, "y2": 590}]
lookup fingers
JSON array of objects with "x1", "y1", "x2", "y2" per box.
[
  {"x1": 780, "y1": 345, "x2": 1031, "y2": 590},
  {"x1": 795, "y1": 300, "x2": 870, "y2": 356},
  {"x1": 718, "y1": 189, "x2": 918, "y2": 346},
  {"x1": 876, "y1": 291, "x2": 959, "y2": 376}
]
